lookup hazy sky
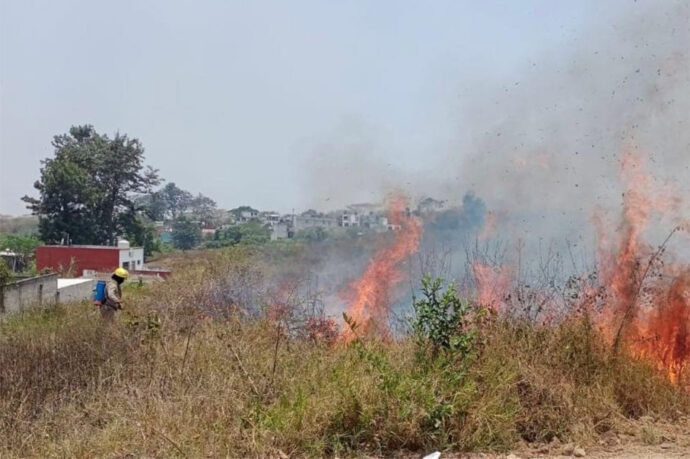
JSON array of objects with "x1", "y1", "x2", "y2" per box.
[{"x1": 0, "y1": 0, "x2": 682, "y2": 215}]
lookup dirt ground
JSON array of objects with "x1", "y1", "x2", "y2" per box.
[
  {"x1": 398, "y1": 417, "x2": 690, "y2": 459},
  {"x1": 410, "y1": 444, "x2": 689, "y2": 458}
]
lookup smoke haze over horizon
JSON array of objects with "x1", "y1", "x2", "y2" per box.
[{"x1": 1, "y1": 0, "x2": 688, "y2": 238}]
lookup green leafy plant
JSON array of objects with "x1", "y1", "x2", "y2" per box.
[
  {"x1": 172, "y1": 216, "x2": 202, "y2": 250},
  {"x1": 411, "y1": 275, "x2": 475, "y2": 357},
  {"x1": 0, "y1": 259, "x2": 11, "y2": 287}
]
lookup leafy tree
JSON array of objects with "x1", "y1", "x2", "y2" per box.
[
  {"x1": 158, "y1": 182, "x2": 193, "y2": 220},
  {"x1": 189, "y1": 193, "x2": 217, "y2": 224},
  {"x1": 22, "y1": 125, "x2": 160, "y2": 245},
  {"x1": 237, "y1": 221, "x2": 271, "y2": 245},
  {"x1": 135, "y1": 191, "x2": 168, "y2": 221},
  {"x1": 137, "y1": 184, "x2": 217, "y2": 225},
  {"x1": 426, "y1": 192, "x2": 486, "y2": 245},
  {"x1": 171, "y1": 216, "x2": 201, "y2": 250},
  {"x1": 0, "y1": 234, "x2": 41, "y2": 271},
  {"x1": 205, "y1": 221, "x2": 271, "y2": 248},
  {"x1": 0, "y1": 259, "x2": 11, "y2": 287},
  {"x1": 125, "y1": 218, "x2": 160, "y2": 257},
  {"x1": 213, "y1": 226, "x2": 242, "y2": 246},
  {"x1": 295, "y1": 226, "x2": 328, "y2": 242}
]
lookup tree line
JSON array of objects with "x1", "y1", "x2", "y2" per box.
[
  {"x1": 21, "y1": 125, "x2": 219, "y2": 254},
  {"x1": 19, "y1": 124, "x2": 373, "y2": 255}
]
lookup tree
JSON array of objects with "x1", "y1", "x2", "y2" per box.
[
  {"x1": 137, "y1": 184, "x2": 217, "y2": 225},
  {"x1": 159, "y1": 182, "x2": 193, "y2": 220},
  {"x1": 125, "y1": 216, "x2": 160, "y2": 257},
  {"x1": 0, "y1": 259, "x2": 11, "y2": 287},
  {"x1": 237, "y1": 221, "x2": 271, "y2": 245},
  {"x1": 22, "y1": 125, "x2": 160, "y2": 245},
  {"x1": 135, "y1": 191, "x2": 168, "y2": 221},
  {"x1": 0, "y1": 234, "x2": 41, "y2": 271},
  {"x1": 205, "y1": 221, "x2": 271, "y2": 248},
  {"x1": 189, "y1": 193, "x2": 217, "y2": 224},
  {"x1": 295, "y1": 226, "x2": 328, "y2": 242},
  {"x1": 171, "y1": 216, "x2": 201, "y2": 250},
  {"x1": 427, "y1": 192, "x2": 486, "y2": 244}
]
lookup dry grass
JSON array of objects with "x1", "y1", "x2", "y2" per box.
[{"x1": 1, "y1": 247, "x2": 688, "y2": 457}]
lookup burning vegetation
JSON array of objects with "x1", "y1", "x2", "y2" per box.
[
  {"x1": 456, "y1": 148, "x2": 690, "y2": 386},
  {"x1": 329, "y1": 145, "x2": 690, "y2": 389},
  {"x1": 593, "y1": 149, "x2": 690, "y2": 384},
  {"x1": 340, "y1": 194, "x2": 422, "y2": 342},
  {"x1": 1, "y1": 1, "x2": 688, "y2": 456}
]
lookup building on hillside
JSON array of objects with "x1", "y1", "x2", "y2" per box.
[
  {"x1": 236, "y1": 209, "x2": 259, "y2": 223},
  {"x1": 159, "y1": 231, "x2": 173, "y2": 244},
  {"x1": 292, "y1": 210, "x2": 338, "y2": 231},
  {"x1": 347, "y1": 203, "x2": 382, "y2": 215},
  {"x1": 153, "y1": 221, "x2": 167, "y2": 233},
  {"x1": 340, "y1": 211, "x2": 360, "y2": 227},
  {"x1": 36, "y1": 240, "x2": 144, "y2": 277},
  {"x1": 260, "y1": 212, "x2": 282, "y2": 225},
  {"x1": 417, "y1": 197, "x2": 446, "y2": 214},
  {"x1": 201, "y1": 226, "x2": 217, "y2": 239},
  {"x1": 152, "y1": 221, "x2": 173, "y2": 244},
  {"x1": 360, "y1": 214, "x2": 390, "y2": 231},
  {"x1": 270, "y1": 222, "x2": 290, "y2": 241}
]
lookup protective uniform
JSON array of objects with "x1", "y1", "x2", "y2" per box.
[{"x1": 100, "y1": 268, "x2": 128, "y2": 321}]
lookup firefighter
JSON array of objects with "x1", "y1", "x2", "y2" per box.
[{"x1": 101, "y1": 267, "x2": 128, "y2": 321}]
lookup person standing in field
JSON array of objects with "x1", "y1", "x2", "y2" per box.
[{"x1": 101, "y1": 267, "x2": 128, "y2": 321}]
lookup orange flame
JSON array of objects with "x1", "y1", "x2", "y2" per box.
[
  {"x1": 472, "y1": 263, "x2": 513, "y2": 312},
  {"x1": 638, "y1": 270, "x2": 690, "y2": 383},
  {"x1": 596, "y1": 150, "x2": 654, "y2": 330},
  {"x1": 340, "y1": 194, "x2": 422, "y2": 342},
  {"x1": 595, "y1": 148, "x2": 690, "y2": 383}
]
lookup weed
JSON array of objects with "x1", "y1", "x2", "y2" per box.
[{"x1": 0, "y1": 249, "x2": 688, "y2": 457}]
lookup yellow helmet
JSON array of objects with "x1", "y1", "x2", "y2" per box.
[{"x1": 114, "y1": 267, "x2": 129, "y2": 279}]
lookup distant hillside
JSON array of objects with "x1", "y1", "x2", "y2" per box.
[{"x1": 0, "y1": 215, "x2": 38, "y2": 235}]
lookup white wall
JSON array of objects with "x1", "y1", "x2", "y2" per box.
[
  {"x1": 57, "y1": 278, "x2": 95, "y2": 303},
  {"x1": 119, "y1": 247, "x2": 144, "y2": 270}
]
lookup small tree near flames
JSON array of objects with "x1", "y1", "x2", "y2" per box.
[{"x1": 411, "y1": 275, "x2": 475, "y2": 357}]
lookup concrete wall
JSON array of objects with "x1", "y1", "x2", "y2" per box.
[
  {"x1": 292, "y1": 216, "x2": 338, "y2": 231},
  {"x1": 270, "y1": 223, "x2": 289, "y2": 241},
  {"x1": 57, "y1": 279, "x2": 95, "y2": 304},
  {"x1": 0, "y1": 273, "x2": 58, "y2": 314},
  {"x1": 119, "y1": 247, "x2": 144, "y2": 270}
]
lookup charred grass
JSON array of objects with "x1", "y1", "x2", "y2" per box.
[{"x1": 1, "y1": 248, "x2": 688, "y2": 457}]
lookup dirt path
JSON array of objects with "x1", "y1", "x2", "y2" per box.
[
  {"x1": 404, "y1": 418, "x2": 690, "y2": 458},
  {"x1": 412, "y1": 444, "x2": 690, "y2": 458}
]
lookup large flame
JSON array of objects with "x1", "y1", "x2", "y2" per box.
[
  {"x1": 340, "y1": 194, "x2": 422, "y2": 342},
  {"x1": 594, "y1": 148, "x2": 690, "y2": 383}
]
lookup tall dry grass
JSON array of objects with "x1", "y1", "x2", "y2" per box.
[{"x1": 0, "y1": 247, "x2": 687, "y2": 457}]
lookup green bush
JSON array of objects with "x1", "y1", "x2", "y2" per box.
[
  {"x1": 0, "y1": 259, "x2": 11, "y2": 287},
  {"x1": 411, "y1": 275, "x2": 476, "y2": 357}
]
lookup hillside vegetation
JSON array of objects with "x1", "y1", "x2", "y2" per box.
[{"x1": 1, "y1": 248, "x2": 688, "y2": 458}]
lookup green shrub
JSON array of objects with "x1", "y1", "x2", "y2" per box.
[{"x1": 411, "y1": 275, "x2": 476, "y2": 357}]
